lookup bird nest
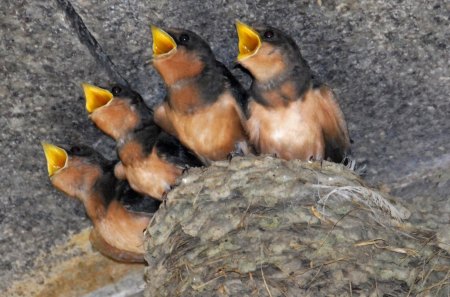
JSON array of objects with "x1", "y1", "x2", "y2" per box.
[{"x1": 144, "y1": 156, "x2": 449, "y2": 297}]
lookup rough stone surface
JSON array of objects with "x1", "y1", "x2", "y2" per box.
[
  {"x1": 3, "y1": 228, "x2": 145, "y2": 297},
  {"x1": 1, "y1": 0, "x2": 449, "y2": 295},
  {"x1": 145, "y1": 156, "x2": 449, "y2": 296},
  {"x1": 1, "y1": 0, "x2": 109, "y2": 292}
]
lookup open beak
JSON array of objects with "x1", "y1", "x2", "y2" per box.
[
  {"x1": 236, "y1": 21, "x2": 261, "y2": 61},
  {"x1": 42, "y1": 143, "x2": 68, "y2": 177},
  {"x1": 82, "y1": 83, "x2": 113, "y2": 113},
  {"x1": 151, "y1": 25, "x2": 177, "y2": 57}
]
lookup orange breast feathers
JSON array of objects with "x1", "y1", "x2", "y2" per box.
[
  {"x1": 246, "y1": 86, "x2": 349, "y2": 161},
  {"x1": 154, "y1": 92, "x2": 248, "y2": 162},
  {"x1": 116, "y1": 141, "x2": 183, "y2": 200},
  {"x1": 93, "y1": 200, "x2": 150, "y2": 255}
]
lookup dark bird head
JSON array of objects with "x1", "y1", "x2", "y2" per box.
[
  {"x1": 82, "y1": 84, "x2": 153, "y2": 140},
  {"x1": 42, "y1": 142, "x2": 114, "y2": 202},
  {"x1": 151, "y1": 26, "x2": 216, "y2": 86},
  {"x1": 235, "y1": 22, "x2": 311, "y2": 87}
]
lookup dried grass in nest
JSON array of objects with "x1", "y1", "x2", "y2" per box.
[{"x1": 144, "y1": 156, "x2": 450, "y2": 297}]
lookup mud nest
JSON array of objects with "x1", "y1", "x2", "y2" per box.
[{"x1": 144, "y1": 156, "x2": 450, "y2": 297}]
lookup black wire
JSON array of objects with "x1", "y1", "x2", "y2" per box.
[{"x1": 55, "y1": 0, "x2": 130, "y2": 87}]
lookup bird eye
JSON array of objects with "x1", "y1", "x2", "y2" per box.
[
  {"x1": 179, "y1": 34, "x2": 190, "y2": 43},
  {"x1": 112, "y1": 86, "x2": 122, "y2": 96},
  {"x1": 264, "y1": 30, "x2": 274, "y2": 39},
  {"x1": 70, "y1": 146, "x2": 81, "y2": 154}
]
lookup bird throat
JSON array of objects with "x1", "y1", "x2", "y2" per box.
[
  {"x1": 252, "y1": 66, "x2": 311, "y2": 107},
  {"x1": 154, "y1": 49, "x2": 205, "y2": 86},
  {"x1": 167, "y1": 76, "x2": 205, "y2": 113},
  {"x1": 255, "y1": 68, "x2": 293, "y2": 92}
]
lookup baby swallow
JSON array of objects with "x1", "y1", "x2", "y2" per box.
[
  {"x1": 151, "y1": 26, "x2": 251, "y2": 163},
  {"x1": 235, "y1": 22, "x2": 351, "y2": 162},
  {"x1": 83, "y1": 84, "x2": 203, "y2": 200},
  {"x1": 42, "y1": 143, "x2": 160, "y2": 263}
]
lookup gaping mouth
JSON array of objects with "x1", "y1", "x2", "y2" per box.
[
  {"x1": 235, "y1": 21, "x2": 261, "y2": 61},
  {"x1": 82, "y1": 83, "x2": 114, "y2": 113},
  {"x1": 151, "y1": 25, "x2": 177, "y2": 57},
  {"x1": 42, "y1": 142, "x2": 68, "y2": 176}
]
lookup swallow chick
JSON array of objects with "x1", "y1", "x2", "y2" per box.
[
  {"x1": 83, "y1": 84, "x2": 203, "y2": 200},
  {"x1": 151, "y1": 26, "x2": 251, "y2": 163},
  {"x1": 42, "y1": 143, "x2": 160, "y2": 262},
  {"x1": 235, "y1": 22, "x2": 351, "y2": 163}
]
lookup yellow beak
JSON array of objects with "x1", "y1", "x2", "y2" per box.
[
  {"x1": 235, "y1": 21, "x2": 261, "y2": 61},
  {"x1": 151, "y1": 25, "x2": 177, "y2": 57},
  {"x1": 42, "y1": 143, "x2": 68, "y2": 177},
  {"x1": 82, "y1": 83, "x2": 113, "y2": 113}
]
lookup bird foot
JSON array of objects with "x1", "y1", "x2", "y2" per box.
[
  {"x1": 342, "y1": 156, "x2": 356, "y2": 171},
  {"x1": 228, "y1": 141, "x2": 252, "y2": 162},
  {"x1": 181, "y1": 166, "x2": 192, "y2": 175},
  {"x1": 227, "y1": 148, "x2": 245, "y2": 162},
  {"x1": 161, "y1": 186, "x2": 173, "y2": 208}
]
